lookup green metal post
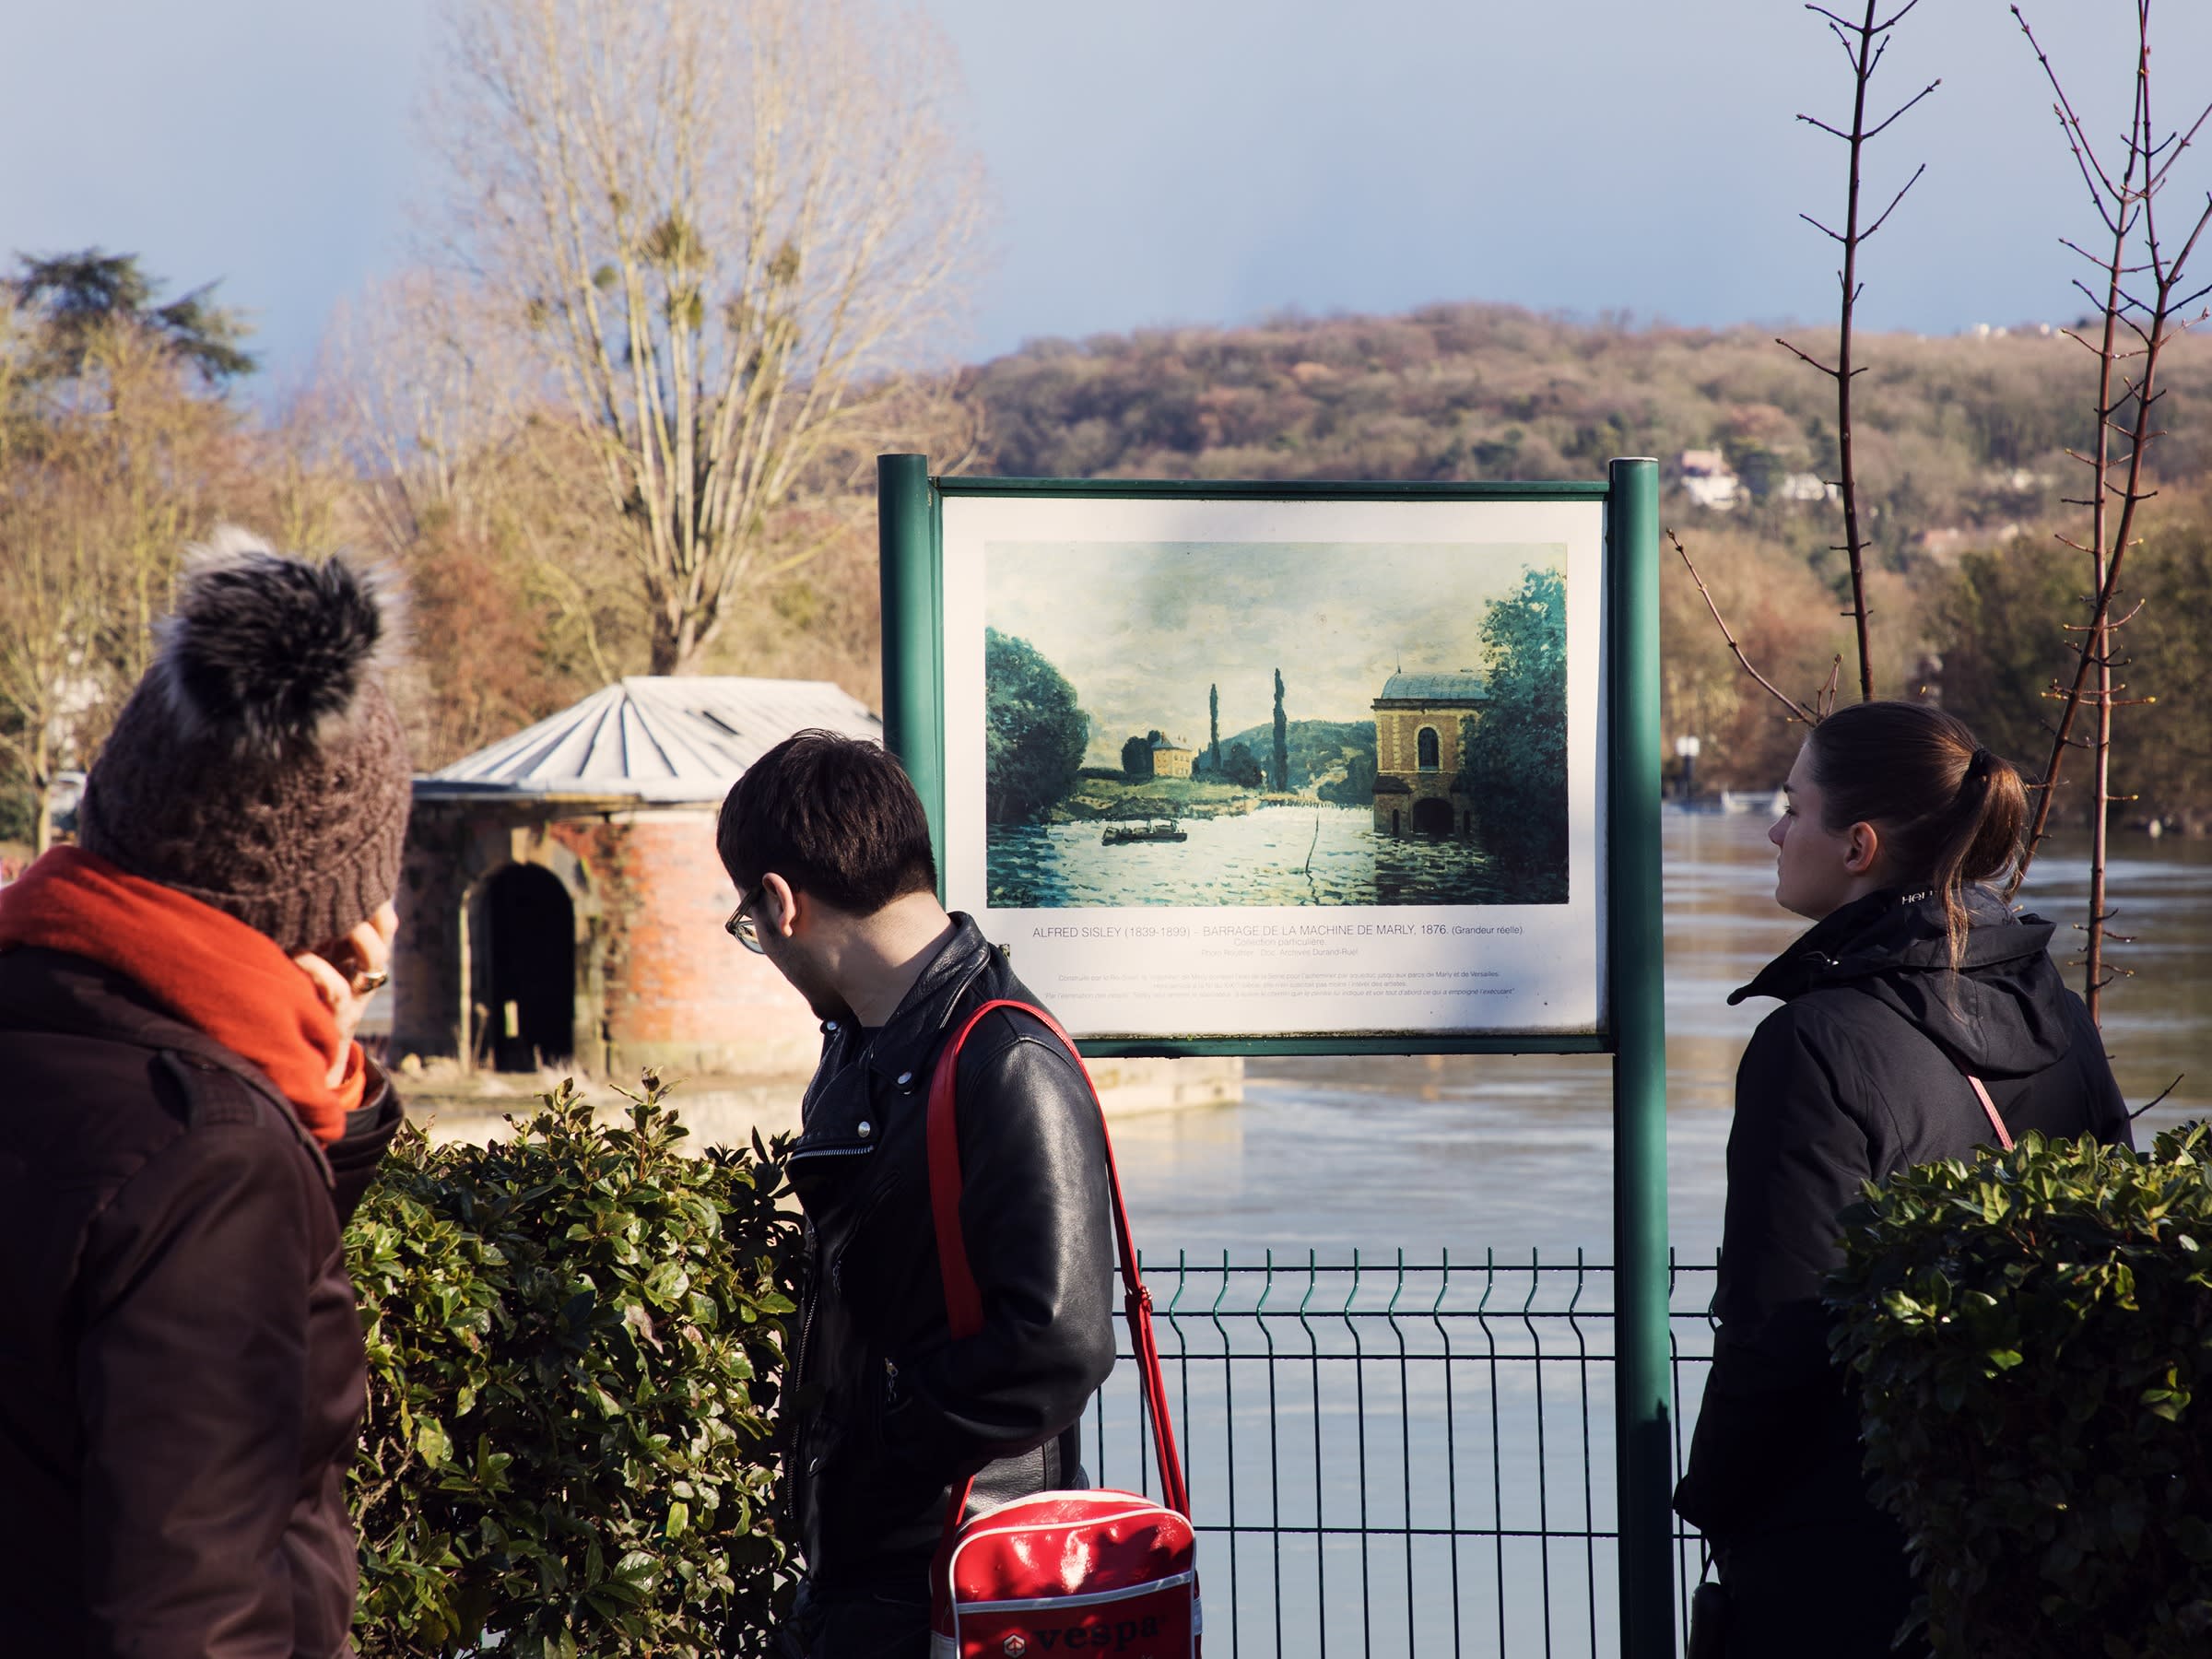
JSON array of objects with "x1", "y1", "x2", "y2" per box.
[
  {"x1": 877, "y1": 453, "x2": 945, "y2": 890},
  {"x1": 1607, "y1": 456, "x2": 1674, "y2": 1658}
]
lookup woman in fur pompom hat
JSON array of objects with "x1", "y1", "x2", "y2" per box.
[{"x1": 0, "y1": 529, "x2": 412, "y2": 1656}]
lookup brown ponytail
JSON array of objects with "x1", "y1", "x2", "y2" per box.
[{"x1": 1806, "y1": 700, "x2": 2030, "y2": 968}]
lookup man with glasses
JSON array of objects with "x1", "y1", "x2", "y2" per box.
[{"x1": 718, "y1": 730, "x2": 1116, "y2": 1658}]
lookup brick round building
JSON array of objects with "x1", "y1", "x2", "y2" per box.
[{"x1": 391, "y1": 677, "x2": 880, "y2": 1078}]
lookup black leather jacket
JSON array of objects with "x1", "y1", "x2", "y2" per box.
[{"x1": 783, "y1": 916, "x2": 1116, "y2": 1592}]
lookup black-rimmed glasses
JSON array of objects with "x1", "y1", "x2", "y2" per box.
[{"x1": 725, "y1": 890, "x2": 766, "y2": 954}]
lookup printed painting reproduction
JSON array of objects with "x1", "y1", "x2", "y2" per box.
[
  {"x1": 982, "y1": 542, "x2": 1569, "y2": 910},
  {"x1": 935, "y1": 490, "x2": 1606, "y2": 1041}
]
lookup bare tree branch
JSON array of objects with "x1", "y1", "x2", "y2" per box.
[
  {"x1": 1670, "y1": 530, "x2": 1824, "y2": 725},
  {"x1": 1861, "y1": 160, "x2": 1929, "y2": 237},
  {"x1": 1779, "y1": 0, "x2": 1936, "y2": 704},
  {"x1": 2009, "y1": 1, "x2": 2212, "y2": 1028}
]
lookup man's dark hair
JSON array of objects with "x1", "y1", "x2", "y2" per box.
[{"x1": 716, "y1": 730, "x2": 937, "y2": 913}]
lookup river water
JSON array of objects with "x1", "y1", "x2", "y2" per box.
[
  {"x1": 1112, "y1": 808, "x2": 2209, "y2": 1262},
  {"x1": 989, "y1": 805, "x2": 1567, "y2": 909},
  {"x1": 1085, "y1": 809, "x2": 2208, "y2": 1659}
]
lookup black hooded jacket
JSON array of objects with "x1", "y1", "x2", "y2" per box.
[{"x1": 1673, "y1": 888, "x2": 2132, "y2": 1540}]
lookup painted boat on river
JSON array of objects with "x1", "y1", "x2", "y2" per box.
[{"x1": 1102, "y1": 818, "x2": 1189, "y2": 846}]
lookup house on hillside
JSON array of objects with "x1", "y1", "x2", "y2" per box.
[
  {"x1": 1776, "y1": 472, "x2": 1838, "y2": 503},
  {"x1": 1371, "y1": 670, "x2": 1486, "y2": 837},
  {"x1": 392, "y1": 677, "x2": 879, "y2": 1078},
  {"x1": 1677, "y1": 449, "x2": 1740, "y2": 511}
]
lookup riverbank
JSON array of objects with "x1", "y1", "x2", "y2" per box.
[
  {"x1": 397, "y1": 1053, "x2": 1245, "y2": 1147},
  {"x1": 1045, "y1": 772, "x2": 1262, "y2": 823}
]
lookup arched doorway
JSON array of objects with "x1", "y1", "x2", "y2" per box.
[
  {"x1": 479, "y1": 864, "x2": 574, "y2": 1071},
  {"x1": 1411, "y1": 797, "x2": 1455, "y2": 837}
]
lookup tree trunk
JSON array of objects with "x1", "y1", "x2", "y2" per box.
[{"x1": 30, "y1": 727, "x2": 53, "y2": 857}]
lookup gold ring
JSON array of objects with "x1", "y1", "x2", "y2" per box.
[{"x1": 355, "y1": 969, "x2": 392, "y2": 994}]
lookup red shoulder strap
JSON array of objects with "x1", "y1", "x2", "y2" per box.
[
  {"x1": 924, "y1": 1004, "x2": 993, "y2": 1338},
  {"x1": 924, "y1": 997, "x2": 1188, "y2": 1518}
]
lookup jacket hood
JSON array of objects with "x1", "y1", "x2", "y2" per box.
[{"x1": 1728, "y1": 887, "x2": 2075, "y2": 1077}]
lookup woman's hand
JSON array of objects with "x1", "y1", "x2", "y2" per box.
[{"x1": 292, "y1": 902, "x2": 399, "y2": 1085}]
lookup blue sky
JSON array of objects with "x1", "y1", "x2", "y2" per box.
[{"x1": 6, "y1": 1, "x2": 2208, "y2": 386}]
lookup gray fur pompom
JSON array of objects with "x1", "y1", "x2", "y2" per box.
[{"x1": 154, "y1": 528, "x2": 394, "y2": 756}]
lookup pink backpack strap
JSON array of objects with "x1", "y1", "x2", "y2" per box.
[{"x1": 1963, "y1": 1072, "x2": 2013, "y2": 1150}]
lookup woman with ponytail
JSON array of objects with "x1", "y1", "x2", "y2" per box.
[{"x1": 1673, "y1": 700, "x2": 2132, "y2": 1658}]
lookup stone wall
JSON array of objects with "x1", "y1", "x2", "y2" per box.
[
  {"x1": 1371, "y1": 708, "x2": 1480, "y2": 835},
  {"x1": 392, "y1": 796, "x2": 819, "y2": 1078}
]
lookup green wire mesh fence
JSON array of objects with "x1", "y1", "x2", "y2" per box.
[{"x1": 1088, "y1": 1251, "x2": 1720, "y2": 1659}]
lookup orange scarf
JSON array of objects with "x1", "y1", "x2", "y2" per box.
[{"x1": 0, "y1": 846, "x2": 365, "y2": 1143}]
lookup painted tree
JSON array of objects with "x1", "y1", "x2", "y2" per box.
[
  {"x1": 983, "y1": 629, "x2": 1088, "y2": 824},
  {"x1": 1462, "y1": 566, "x2": 1569, "y2": 876},
  {"x1": 1208, "y1": 682, "x2": 1220, "y2": 771},
  {"x1": 1271, "y1": 668, "x2": 1288, "y2": 792}
]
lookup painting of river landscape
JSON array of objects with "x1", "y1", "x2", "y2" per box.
[{"x1": 983, "y1": 539, "x2": 1570, "y2": 908}]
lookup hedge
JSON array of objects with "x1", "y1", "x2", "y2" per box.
[
  {"x1": 344, "y1": 1077, "x2": 802, "y2": 1656},
  {"x1": 1830, "y1": 1122, "x2": 2212, "y2": 1659}
]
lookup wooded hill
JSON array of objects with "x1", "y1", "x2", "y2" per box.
[
  {"x1": 958, "y1": 304, "x2": 2212, "y2": 812},
  {"x1": 963, "y1": 301, "x2": 2212, "y2": 576}
]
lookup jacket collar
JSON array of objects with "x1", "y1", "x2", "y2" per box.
[
  {"x1": 1726, "y1": 886, "x2": 2074, "y2": 1076},
  {"x1": 824, "y1": 913, "x2": 1005, "y2": 1087},
  {"x1": 1728, "y1": 886, "x2": 2055, "y2": 1006}
]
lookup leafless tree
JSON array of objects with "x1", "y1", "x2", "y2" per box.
[
  {"x1": 319, "y1": 270, "x2": 535, "y2": 559},
  {"x1": 0, "y1": 307, "x2": 241, "y2": 849},
  {"x1": 1775, "y1": 0, "x2": 1939, "y2": 705},
  {"x1": 0, "y1": 465, "x2": 112, "y2": 855},
  {"x1": 2005, "y1": 2, "x2": 2212, "y2": 1025},
  {"x1": 1672, "y1": 3, "x2": 1934, "y2": 739},
  {"x1": 429, "y1": 0, "x2": 986, "y2": 674}
]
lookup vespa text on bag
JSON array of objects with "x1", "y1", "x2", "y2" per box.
[{"x1": 924, "y1": 999, "x2": 1199, "y2": 1659}]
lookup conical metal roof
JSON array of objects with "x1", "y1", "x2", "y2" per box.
[{"x1": 418, "y1": 677, "x2": 881, "y2": 804}]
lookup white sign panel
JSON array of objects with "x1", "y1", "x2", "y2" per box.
[{"x1": 939, "y1": 493, "x2": 1607, "y2": 1041}]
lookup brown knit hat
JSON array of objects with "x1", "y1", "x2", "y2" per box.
[{"x1": 76, "y1": 531, "x2": 413, "y2": 956}]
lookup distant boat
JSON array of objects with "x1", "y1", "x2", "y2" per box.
[
  {"x1": 1102, "y1": 818, "x2": 1188, "y2": 845},
  {"x1": 1719, "y1": 789, "x2": 1786, "y2": 817}
]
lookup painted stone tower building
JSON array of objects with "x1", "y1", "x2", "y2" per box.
[
  {"x1": 1371, "y1": 670, "x2": 1487, "y2": 837},
  {"x1": 392, "y1": 677, "x2": 880, "y2": 1077}
]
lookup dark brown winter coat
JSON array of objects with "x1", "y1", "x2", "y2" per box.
[{"x1": 0, "y1": 946, "x2": 399, "y2": 1658}]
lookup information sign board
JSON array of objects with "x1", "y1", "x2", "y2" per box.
[
  {"x1": 877, "y1": 458, "x2": 1674, "y2": 1658},
  {"x1": 936, "y1": 489, "x2": 1607, "y2": 1046}
]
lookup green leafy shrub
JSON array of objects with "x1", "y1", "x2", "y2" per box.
[
  {"x1": 344, "y1": 1077, "x2": 802, "y2": 1656},
  {"x1": 1830, "y1": 1124, "x2": 2212, "y2": 1659}
]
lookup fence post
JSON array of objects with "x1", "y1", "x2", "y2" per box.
[
  {"x1": 1607, "y1": 456, "x2": 1674, "y2": 1658},
  {"x1": 877, "y1": 453, "x2": 945, "y2": 890}
]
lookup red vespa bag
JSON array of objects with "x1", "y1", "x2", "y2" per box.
[{"x1": 924, "y1": 999, "x2": 1200, "y2": 1659}]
